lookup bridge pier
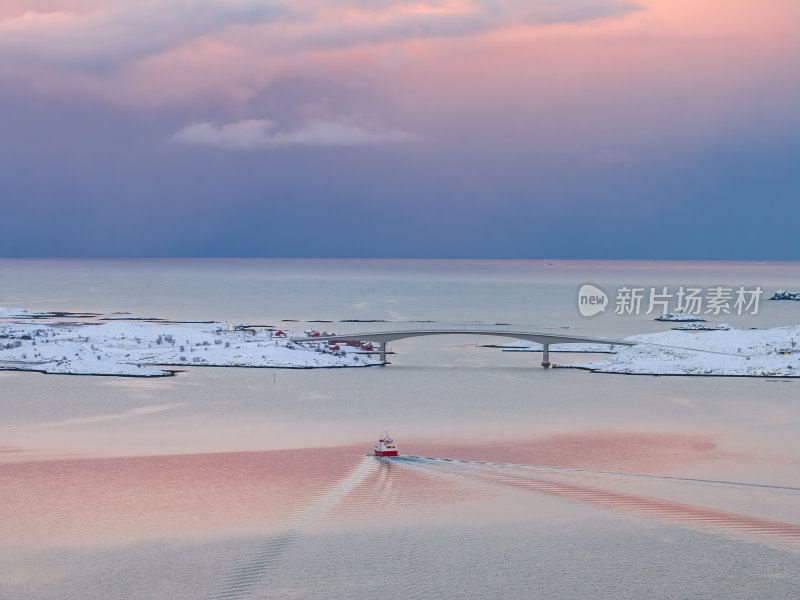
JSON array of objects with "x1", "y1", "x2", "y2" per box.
[{"x1": 291, "y1": 329, "x2": 633, "y2": 367}]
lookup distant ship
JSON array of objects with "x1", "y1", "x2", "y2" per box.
[{"x1": 373, "y1": 432, "x2": 398, "y2": 457}]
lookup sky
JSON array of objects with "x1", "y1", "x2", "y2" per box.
[{"x1": 1, "y1": 0, "x2": 798, "y2": 259}]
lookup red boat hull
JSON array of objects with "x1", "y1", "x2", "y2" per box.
[{"x1": 374, "y1": 450, "x2": 398, "y2": 457}]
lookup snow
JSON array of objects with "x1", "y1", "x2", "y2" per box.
[
  {"x1": 769, "y1": 289, "x2": 800, "y2": 301},
  {"x1": 0, "y1": 314, "x2": 380, "y2": 377},
  {"x1": 3, "y1": 306, "x2": 798, "y2": 378},
  {"x1": 654, "y1": 312, "x2": 706, "y2": 322},
  {"x1": 563, "y1": 325, "x2": 800, "y2": 377},
  {"x1": 671, "y1": 323, "x2": 731, "y2": 331}
]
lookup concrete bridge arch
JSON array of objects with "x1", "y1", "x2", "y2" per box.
[{"x1": 293, "y1": 329, "x2": 633, "y2": 367}]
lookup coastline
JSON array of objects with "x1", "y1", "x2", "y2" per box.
[{"x1": 2, "y1": 306, "x2": 799, "y2": 378}]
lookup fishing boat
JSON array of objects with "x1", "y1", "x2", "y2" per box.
[{"x1": 373, "y1": 432, "x2": 398, "y2": 457}]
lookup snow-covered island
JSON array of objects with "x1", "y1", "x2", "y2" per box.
[
  {"x1": 671, "y1": 322, "x2": 731, "y2": 331},
  {"x1": 0, "y1": 311, "x2": 380, "y2": 377},
  {"x1": 654, "y1": 312, "x2": 706, "y2": 322},
  {"x1": 769, "y1": 290, "x2": 800, "y2": 301},
  {"x1": 562, "y1": 325, "x2": 800, "y2": 377},
  {"x1": 3, "y1": 307, "x2": 798, "y2": 378}
]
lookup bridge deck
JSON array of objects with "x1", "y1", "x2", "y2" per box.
[
  {"x1": 293, "y1": 329, "x2": 634, "y2": 346},
  {"x1": 292, "y1": 328, "x2": 633, "y2": 368}
]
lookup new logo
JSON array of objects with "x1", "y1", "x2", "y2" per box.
[{"x1": 577, "y1": 284, "x2": 608, "y2": 317}]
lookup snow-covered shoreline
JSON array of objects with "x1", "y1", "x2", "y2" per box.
[
  {"x1": 768, "y1": 289, "x2": 800, "y2": 301},
  {"x1": 3, "y1": 306, "x2": 799, "y2": 378},
  {"x1": 0, "y1": 310, "x2": 380, "y2": 377},
  {"x1": 671, "y1": 322, "x2": 731, "y2": 331},
  {"x1": 654, "y1": 312, "x2": 706, "y2": 322},
  {"x1": 559, "y1": 325, "x2": 800, "y2": 377}
]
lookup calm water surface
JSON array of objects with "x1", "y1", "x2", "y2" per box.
[{"x1": 1, "y1": 259, "x2": 798, "y2": 599}]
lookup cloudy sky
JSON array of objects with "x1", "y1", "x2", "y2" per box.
[{"x1": 2, "y1": 0, "x2": 798, "y2": 258}]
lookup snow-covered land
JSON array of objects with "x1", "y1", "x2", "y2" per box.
[
  {"x1": 4, "y1": 306, "x2": 798, "y2": 378},
  {"x1": 654, "y1": 312, "x2": 706, "y2": 322},
  {"x1": 769, "y1": 290, "x2": 800, "y2": 301},
  {"x1": 564, "y1": 325, "x2": 800, "y2": 377},
  {"x1": 0, "y1": 314, "x2": 379, "y2": 377},
  {"x1": 672, "y1": 323, "x2": 731, "y2": 331}
]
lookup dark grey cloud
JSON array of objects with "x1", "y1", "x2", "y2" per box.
[{"x1": 2, "y1": 82, "x2": 798, "y2": 260}]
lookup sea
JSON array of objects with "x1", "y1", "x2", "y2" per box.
[{"x1": 1, "y1": 259, "x2": 798, "y2": 599}]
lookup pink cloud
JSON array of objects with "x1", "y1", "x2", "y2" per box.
[
  {"x1": 1, "y1": 0, "x2": 797, "y2": 156},
  {"x1": 0, "y1": 1, "x2": 292, "y2": 69},
  {"x1": 0, "y1": 1, "x2": 638, "y2": 82}
]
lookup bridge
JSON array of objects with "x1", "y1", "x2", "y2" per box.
[{"x1": 292, "y1": 329, "x2": 635, "y2": 367}]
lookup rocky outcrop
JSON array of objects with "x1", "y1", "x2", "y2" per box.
[{"x1": 769, "y1": 290, "x2": 800, "y2": 301}]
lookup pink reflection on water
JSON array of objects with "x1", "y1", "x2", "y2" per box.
[
  {"x1": 466, "y1": 467, "x2": 800, "y2": 549},
  {"x1": 326, "y1": 456, "x2": 484, "y2": 525},
  {"x1": 405, "y1": 430, "x2": 731, "y2": 473},
  {"x1": 0, "y1": 446, "x2": 363, "y2": 544}
]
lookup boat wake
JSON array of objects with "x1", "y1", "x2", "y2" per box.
[
  {"x1": 211, "y1": 450, "x2": 798, "y2": 599},
  {"x1": 390, "y1": 456, "x2": 800, "y2": 550},
  {"x1": 212, "y1": 456, "x2": 374, "y2": 600},
  {"x1": 395, "y1": 455, "x2": 800, "y2": 493}
]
